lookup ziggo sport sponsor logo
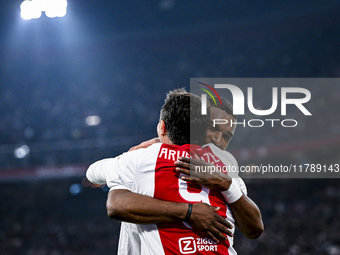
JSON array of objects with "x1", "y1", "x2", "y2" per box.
[
  {"x1": 198, "y1": 82, "x2": 312, "y2": 128},
  {"x1": 178, "y1": 237, "x2": 218, "y2": 254}
]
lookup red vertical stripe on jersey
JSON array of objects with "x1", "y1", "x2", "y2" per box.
[{"x1": 154, "y1": 144, "x2": 230, "y2": 255}]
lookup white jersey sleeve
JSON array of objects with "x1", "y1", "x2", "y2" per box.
[
  {"x1": 235, "y1": 177, "x2": 247, "y2": 195},
  {"x1": 86, "y1": 155, "x2": 133, "y2": 190},
  {"x1": 86, "y1": 158, "x2": 118, "y2": 185},
  {"x1": 107, "y1": 148, "x2": 146, "y2": 192}
]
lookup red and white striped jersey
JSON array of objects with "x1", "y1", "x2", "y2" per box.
[{"x1": 87, "y1": 143, "x2": 247, "y2": 255}]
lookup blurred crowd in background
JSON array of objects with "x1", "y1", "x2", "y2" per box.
[
  {"x1": 0, "y1": 18, "x2": 340, "y2": 169},
  {"x1": 1, "y1": 178, "x2": 340, "y2": 255}
]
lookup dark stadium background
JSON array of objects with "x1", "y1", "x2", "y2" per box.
[{"x1": 1, "y1": 0, "x2": 340, "y2": 254}]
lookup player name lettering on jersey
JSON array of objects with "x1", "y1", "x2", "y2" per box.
[{"x1": 158, "y1": 148, "x2": 190, "y2": 161}]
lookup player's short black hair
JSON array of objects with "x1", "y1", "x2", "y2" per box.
[
  {"x1": 208, "y1": 96, "x2": 238, "y2": 119},
  {"x1": 160, "y1": 88, "x2": 209, "y2": 145}
]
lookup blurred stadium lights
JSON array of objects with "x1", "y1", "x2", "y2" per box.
[
  {"x1": 14, "y1": 145, "x2": 30, "y2": 159},
  {"x1": 20, "y1": 0, "x2": 67, "y2": 20},
  {"x1": 85, "y1": 115, "x2": 101, "y2": 126},
  {"x1": 69, "y1": 183, "x2": 83, "y2": 195}
]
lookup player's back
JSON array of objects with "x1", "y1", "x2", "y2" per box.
[{"x1": 123, "y1": 143, "x2": 235, "y2": 255}]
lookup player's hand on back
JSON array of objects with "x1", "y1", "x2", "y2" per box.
[
  {"x1": 175, "y1": 155, "x2": 232, "y2": 191},
  {"x1": 189, "y1": 203, "x2": 233, "y2": 243},
  {"x1": 128, "y1": 137, "x2": 161, "y2": 152}
]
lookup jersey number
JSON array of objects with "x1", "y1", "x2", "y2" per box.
[{"x1": 178, "y1": 173, "x2": 210, "y2": 204}]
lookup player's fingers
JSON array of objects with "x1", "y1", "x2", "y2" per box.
[
  {"x1": 205, "y1": 231, "x2": 220, "y2": 244},
  {"x1": 180, "y1": 176, "x2": 201, "y2": 183},
  {"x1": 175, "y1": 167, "x2": 191, "y2": 176},
  {"x1": 213, "y1": 206, "x2": 221, "y2": 212},
  {"x1": 216, "y1": 215, "x2": 233, "y2": 230},
  {"x1": 178, "y1": 157, "x2": 191, "y2": 163},
  {"x1": 215, "y1": 222, "x2": 233, "y2": 238},
  {"x1": 138, "y1": 143, "x2": 148, "y2": 148},
  {"x1": 178, "y1": 169, "x2": 206, "y2": 180},
  {"x1": 179, "y1": 155, "x2": 202, "y2": 162},
  {"x1": 174, "y1": 160, "x2": 191, "y2": 170},
  {"x1": 176, "y1": 168, "x2": 201, "y2": 179},
  {"x1": 179, "y1": 156, "x2": 203, "y2": 166},
  {"x1": 141, "y1": 142, "x2": 152, "y2": 147},
  {"x1": 175, "y1": 160, "x2": 198, "y2": 172},
  {"x1": 210, "y1": 226, "x2": 229, "y2": 240}
]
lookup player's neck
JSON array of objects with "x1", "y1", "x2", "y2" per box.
[{"x1": 159, "y1": 135, "x2": 173, "y2": 145}]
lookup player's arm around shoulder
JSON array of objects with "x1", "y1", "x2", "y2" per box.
[
  {"x1": 106, "y1": 189, "x2": 234, "y2": 243},
  {"x1": 175, "y1": 156, "x2": 264, "y2": 239},
  {"x1": 226, "y1": 178, "x2": 264, "y2": 239},
  {"x1": 210, "y1": 149, "x2": 264, "y2": 238},
  {"x1": 128, "y1": 137, "x2": 161, "y2": 152}
]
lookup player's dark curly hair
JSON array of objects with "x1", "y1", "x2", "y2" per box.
[
  {"x1": 208, "y1": 96, "x2": 238, "y2": 119},
  {"x1": 160, "y1": 88, "x2": 210, "y2": 145}
]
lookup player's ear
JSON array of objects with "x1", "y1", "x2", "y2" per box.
[{"x1": 159, "y1": 120, "x2": 167, "y2": 135}]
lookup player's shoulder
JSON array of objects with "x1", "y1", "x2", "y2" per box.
[
  {"x1": 116, "y1": 143, "x2": 162, "y2": 166},
  {"x1": 140, "y1": 143, "x2": 163, "y2": 153},
  {"x1": 124, "y1": 143, "x2": 162, "y2": 156}
]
